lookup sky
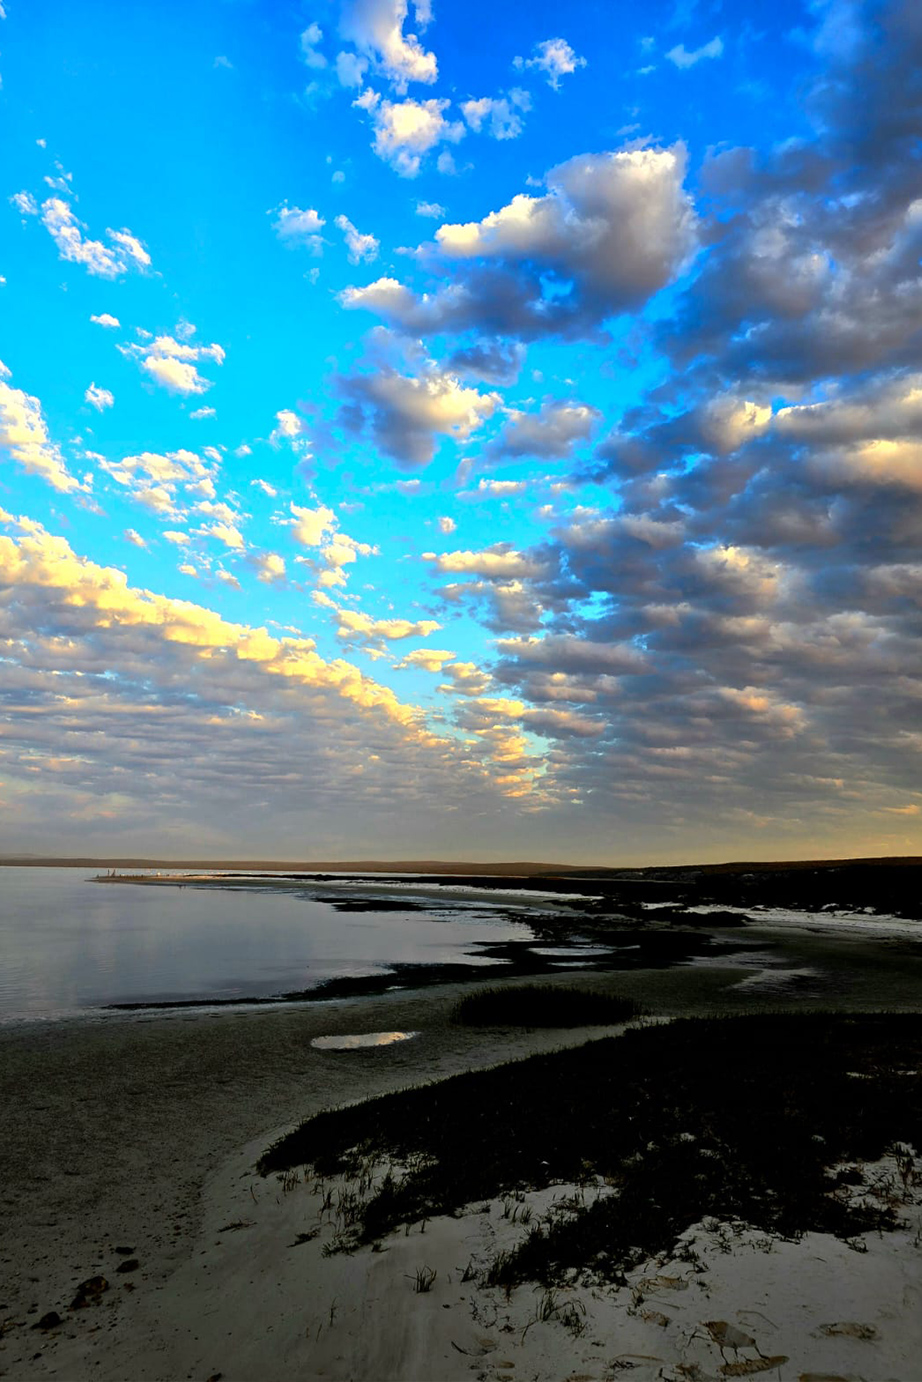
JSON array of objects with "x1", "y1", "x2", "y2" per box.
[{"x1": 1, "y1": 0, "x2": 921, "y2": 863}]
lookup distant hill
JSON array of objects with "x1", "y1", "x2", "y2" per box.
[{"x1": 2, "y1": 853, "x2": 921, "y2": 877}]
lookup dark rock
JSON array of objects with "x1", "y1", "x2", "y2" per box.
[
  {"x1": 115, "y1": 1259, "x2": 139, "y2": 1274},
  {"x1": 31, "y1": 1312, "x2": 62, "y2": 1331},
  {"x1": 114, "y1": 1246, "x2": 135, "y2": 1255},
  {"x1": 70, "y1": 1276, "x2": 108, "y2": 1309}
]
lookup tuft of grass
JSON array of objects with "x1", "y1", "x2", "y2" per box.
[
  {"x1": 406, "y1": 1265, "x2": 437, "y2": 1293},
  {"x1": 258, "y1": 1013, "x2": 922, "y2": 1286},
  {"x1": 451, "y1": 983, "x2": 644, "y2": 1028}
]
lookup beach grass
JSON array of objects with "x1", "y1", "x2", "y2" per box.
[
  {"x1": 259, "y1": 1011, "x2": 922, "y2": 1284},
  {"x1": 450, "y1": 982, "x2": 643, "y2": 1027}
]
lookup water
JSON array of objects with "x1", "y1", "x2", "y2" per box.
[{"x1": 0, "y1": 867, "x2": 534, "y2": 1023}]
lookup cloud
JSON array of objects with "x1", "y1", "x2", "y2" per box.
[
  {"x1": 339, "y1": 364, "x2": 500, "y2": 466},
  {"x1": 336, "y1": 50, "x2": 369, "y2": 87},
  {"x1": 461, "y1": 89, "x2": 531, "y2": 141},
  {"x1": 84, "y1": 383, "x2": 114, "y2": 412},
  {"x1": 121, "y1": 332, "x2": 225, "y2": 396},
  {"x1": 423, "y1": 544, "x2": 548, "y2": 578},
  {"x1": 436, "y1": 515, "x2": 456, "y2": 533},
  {"x1": 271, "y1": 409, "x2": 307, "y2": 446},
  {"x1": 415, "y1": 199, "x2": 445, "y2": 218},
  {"x1": 335, "y1": 213, "x2": 379, "y2": 263},
  {"x1": 290, "y1": 502, "x2": 337, "y2": 547},
  {"x1": 476, "y1": 478, "x2": 527, "y2": 495},
  {"x1": 34, "y1": 198, "x2": 150, "y2": 278},
  {"x1": 289, "y1": 501, "x2": 377, "y2": 587},
  {"x1": 251, "y1": 478, "x2": 278, "y2": 497},
  {"x1": 205, "y1": 522, "x2": 246, "y2": 550},
  {"x1": 446, "y1": 340, "x2": 525, "y2": 385},
  {"x1": 98, "y1": 448, "x2": 218, "y2": 517},
  {"x1": 0, "y1": 360, "x2": 83, "y2": 493},
  {"x1": 10, "y1": 191, "x2": 38, "y2": 216},
  {"x1": 300, "y1": 22, "x2": 327, "y2": 69},
  {"x1": 90, "y1": 313, "x2": 120, "y2": 329},
  {"x1": 335, "y1": 607, "x2": 441, "y2": 640},
  {"x1": 272, "y1": 204, "x2": 326, "y2": 253},
  {"x1": 339, "y1": 0, "x2": 437, "y2": 92},
  {"x1": 253, "y1": 551, "x2": 286, "y2": 583},
  {"x1": 355, "y1": 90, "x2": 464, "y2": 176},
  {"x1": 395, "y1": 647, "x2": 457, "y2": 672},
  {"x1": 343, "y1": 145, "x2": 697, "y2": 339},
  {"x1": 666, "y1": 36, "x2": 723, "y2": 68},
  {"x1": 190, "y1": 405, "x2": 216, "y2": 420},
  {"x1": 513, "y1": 37, "x2": 586, "y2": 89},
  {"x1": 124, "y1": 528, "x2": 147, "y2": 548},
  {"x1": 492, "y1": 399, "x2": 600, "y2": 459}
]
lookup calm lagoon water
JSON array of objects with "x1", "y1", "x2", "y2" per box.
[{"x1": 0, "y1": 867, "x2": 533, "y2": 1023}]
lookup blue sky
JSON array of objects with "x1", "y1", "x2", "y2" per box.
[{"x1": 1, "y1": 0, "x2": 921, "y2": 862}]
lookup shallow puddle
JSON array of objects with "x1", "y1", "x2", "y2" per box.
[{"x1": 310, "y1": 1030, "x2": 418, "y2": 1050}]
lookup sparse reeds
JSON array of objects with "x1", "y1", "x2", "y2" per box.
[{"x1": 406, "y1": 1265, "x2": 437, "y2": 1293}]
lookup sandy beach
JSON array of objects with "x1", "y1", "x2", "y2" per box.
[{"x1": 1, "y1": 949, "x2": 921, "y2": 1382}]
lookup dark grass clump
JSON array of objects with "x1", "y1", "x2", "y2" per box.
[
  {"x1": 451, "y1": 984, "x2": 643, "y2": 1028},
  {"x1": 259, "y1": 1013, "x2": 922, "y2": 1284}
]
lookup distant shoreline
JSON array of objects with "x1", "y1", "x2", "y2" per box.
[{"x1": 3, "y1": 852, "x2": 922, "y2": 875}]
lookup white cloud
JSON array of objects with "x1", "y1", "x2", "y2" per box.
[
  {"x1": 461, "y1": 89, "x2": 531, "y2": 141},
  {"x1": 336, "y1": 50, "x2": 369, "y2": 86},
  {"x1": 335, "y1": 213, "x2": 379, "y2": 263},
  {"x1": 251, "y1": 478, "x2": 278, "y2": 497},
  {"x1": 423, "y1": 544, "x2": 548, "y2": 578},
  {"x1": 84, "y1": 383, "x2": 114, "y2": 411},
  {"x1": 10, "y1": 192, "x2": 38, "y2": 216},
  {"x1": 513, "y1": 37, "x2": 586, "y2": 89},
  {"x1": 254, "y1": 551, "x2": 286, "y2": 583},
  {"x1": 272, "y1": 204, "x2": 326, "y2": 254},
  {"x1": 289, "y1": 502, "x2": 337, "y2": 547},
  {"x1": 339, "y1": 0, "x2": 437, "y2": 93},
  {"x1": 270, "y1": 409, "x2": 307, "y2": 446},
  {"x1": 35, "y1": 198, "x2": 150, "y2": 278},
  {"x1": 356, "y1": 90, "x2": 464, "y2": 176},
  {"x1": 335, "y1": 607, "x2": 441, "y2": 640},
  {"x1": 289, "y1": 501, "x2": 377, "y2": 588},
  {"x1": 666, "y1": 37, "x2": 724, "y2": 68},
  {"x1": 124, "y1": 528, "x2": 147, "y2": 548},
  {"x1": 121, "y1": 333, "x2": 225, "y2": 396},
  {"x1": 416, "y1": 199, "x2": 445, "y2": 218},
  {"x1": 106, "y1": 228, "x2": 151, "y2": 269},
  {"x1": 0, "y1": 360, "x2": 83, "y2": 493},
  {"x1": 395, "y1": 646, "x2": 457, "y2": 671},
  {"x1": 477, "y1": 478, "x2": 527, "y2": 495},
  {"x1": 206, "y1": 522, "x2": 246, "y2": 550},
  {"x1": 163, "y1": 530, "x2": 190, "y2": 545},
  {"x1": 300, "y1": 22, "x2": 327, "y2": 69},
  {"x1": 190, "y1": 405, "x2": 216, "y2": 420},
  {"x1": 437, "y1": 515, "x2": 456, "y2": 533},
  {"x1": 99, "y1": 448, "x2": 218, "y2": 516},
  {"x1": 90, "y1": 313, "x2": 120, "y2": 329}
]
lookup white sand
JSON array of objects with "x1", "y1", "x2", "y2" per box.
[{"x1": 3, "y1": 991, "x2": 921, "y2": 1381}]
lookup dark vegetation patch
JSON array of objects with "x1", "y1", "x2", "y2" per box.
[
  {"x1": 451, "y1": 984, "x2": 643, "y2": 1027},
  {"x1": 258, "y1": 1013, "x2": 922, "y2": 1285}
]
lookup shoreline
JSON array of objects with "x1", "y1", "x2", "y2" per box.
[{"x1": 4, "y1": 954, "x2": 922, "y2": 1380}]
